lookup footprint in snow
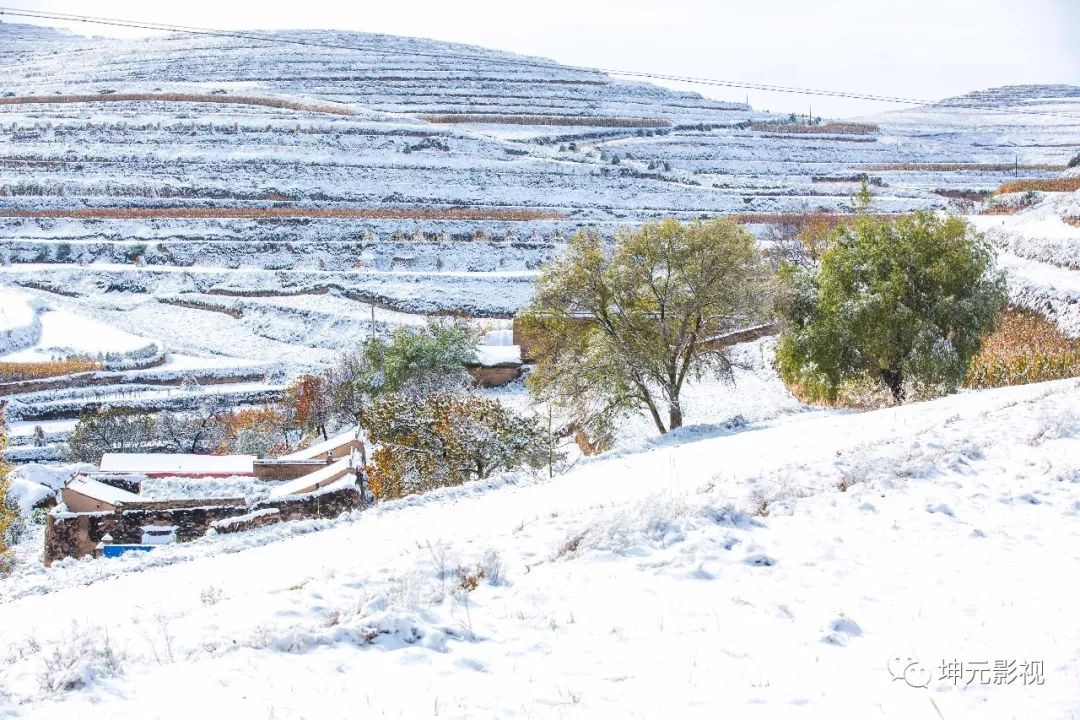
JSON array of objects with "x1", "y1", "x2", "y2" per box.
[
  {"x1": 744, "y1": 553, "x2": 776, "y2": 567},
  {"x1": 822, "y1": 616, "x2": 862, "y2": 646},
  {"x1": 926, "y1": 503, "x2": 955, "y2": 517}
]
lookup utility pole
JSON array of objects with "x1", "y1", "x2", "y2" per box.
[{"x1": 370, "y1": 302, "x2": 376, "y2": 339}]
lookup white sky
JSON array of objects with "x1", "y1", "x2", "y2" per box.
[{"x1": 6, "y1": 0, "x2": 1079, "y2": 118}]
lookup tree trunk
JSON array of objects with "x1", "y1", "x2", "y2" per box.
[
  {"x1": 881, "y1": 367, "x2": 904, "y2": 404},
  {"x1": 668, "y1": 399, "x2": 683, "y2": 431}
]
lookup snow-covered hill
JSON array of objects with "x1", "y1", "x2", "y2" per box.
[{"x1": 2, "y1": 376, "x2": 1078, "y2": 718}]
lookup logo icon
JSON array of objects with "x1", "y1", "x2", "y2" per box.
[{"x1": 888, "y1": 655, "x2": 932, "y2": 688}]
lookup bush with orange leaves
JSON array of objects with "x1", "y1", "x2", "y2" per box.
[
  {"x1": 1, "y1": 411, "x2": 15, "y2": 564},
  {"x1": 964, "y1": 309, "x2": 1080, "y2": 389},
  {"x1": 362, "y1": 392, "x2": 546, "y2": 501},
  {"x1": 284, "y1": 374, "x2": 333, "y2": 442},
  {"x1": 216, "y1": 406, "x2": 302, "y2": 458}
]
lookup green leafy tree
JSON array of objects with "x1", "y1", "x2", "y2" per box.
[
  {"x1": 524, "y1": 218, "x2": 771, "y2": 444},
  {"x1": 329, "y1": 321, "x2": 478, "y2": 424},
  {"x1": 776, "y1": 211, "x2": 1007, "y2": 404}
]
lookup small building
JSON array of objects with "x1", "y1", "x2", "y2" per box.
[
  {"x1": 62, "y1": 475, "x2": 143, "y2": 512},
  {"x1": 99, "y1": 453, "x2": 256, "y2": 478},
  {"x1": 254, "y1": 427, "x2": 365, "y2": 481},
  {"x1": 277, "y1": 427, "x2": 363, "y2": 462},
  {"x1": 267, "y1": 455, "x2": 357, "y2": 499}
]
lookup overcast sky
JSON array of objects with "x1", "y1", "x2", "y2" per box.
[{"x1": 9, "y1": 0, "x2": 1079, "y2": 117}]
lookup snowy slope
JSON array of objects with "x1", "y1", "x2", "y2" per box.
[
  {"x1": 969, "y1": 188, "x2": 1080, "y2": 336},
  {"x1": 1, "y1": 378, "x2": 1078, "y2": 718}
]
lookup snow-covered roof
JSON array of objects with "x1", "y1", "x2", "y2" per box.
[
  {"x1": 268, "y1": 456, "x2": 354, "y2": 498},
  {"x1": 278, "y1": 428, "x2": 360, "y2": 461},
  {"x1": 475, "y1": 345, "x2": 522, "y2": 366},
  {"x1": 66, "y1": 476, "x2": 142, "y2": 505},
  {"x1": 99, "y1": 453, "x2": 255, "y2": 476},
  {"x1": 5, "y1": 478, "x2": 55, "y2": 515}
]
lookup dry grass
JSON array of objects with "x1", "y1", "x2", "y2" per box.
[
  {"x1": 978, "y1": 206, "x2": 1028, "y2": 216},
  {"x1": 724, "y1": 211, "x2": 902, "y2": 225},
  {"x1": 422, "y1": 114, "x2": 669, "y2": 128},
  {"x1": 0, "y1": 93, "x2": 356, "y2": 116},
  {"x1": 0, "y1": 359, "x2": 102, "y2": 382},
  {"x1": 749, "y1": 122, "x2": 879, "y2": 135},
  {"x1": 865, "y1": 163, "x2": 1064, "y2": 172},
  {"x1": 994, "y1": 177, "x2": 1080, "y2": 195},
  {"x1": 1065, "y1": 217, "x2": 1080, "y2": 228},
  {"x1": 0, "y1": 207, "x2": 566, "y2": 221},
  {"x1": 965, "y1": 309, "x2": 1080, "y2": 389}
]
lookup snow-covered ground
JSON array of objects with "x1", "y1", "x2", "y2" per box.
[
  {"x1": 1, "y1": 24, "x2": 1079, "y2": 716},
  {"x1": 968, "y1": 188, "x2": 1080, "y2": 337},
  {"x1": 1, "y1": 376, "x2": 1078, "y2": 718},
  {"x1": 0, "y1": 309, "x2": 155, "y2": 362}
]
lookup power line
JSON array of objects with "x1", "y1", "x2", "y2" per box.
[{"x1": 1, "y1": 6, "x2": 1079, "y2": 121}]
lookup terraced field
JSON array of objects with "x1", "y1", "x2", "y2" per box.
[{"x1": 1, "y1": 21, "x2": 1078, "y2": 458}]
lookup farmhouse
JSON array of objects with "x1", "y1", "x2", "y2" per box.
[{"x1": 44, "y1": 430, "x2": 371, "y2": 564}]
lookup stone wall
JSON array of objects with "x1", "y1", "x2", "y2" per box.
[
  {"x1": 468, "y1": 364, "x2": 523, "y2": 387},
  {"x1": 255, "y1": 486, "x2": 366, "y2": 522},
  {"x1": 44, "y1": 487, "x2": 369, "y2": 564},
  {"x1": 210, "y1": 508, "x2": 281, "y2": 534},
  {"x1": 45, "y1": 502, "x2": 250, "y2": 565}
]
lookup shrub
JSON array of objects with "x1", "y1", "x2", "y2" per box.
[
  {"x1": 284, "y1": 374, "x2": 333, "y2": 441},
  {"x1": 994, "y1": 177, "x2": 1080, "y2": 195},
  {"x1": 1068, "y1": 152, "x2": 1080, "y2": 169},
  {"x1": 363, "y1": 393, "x2": 545, "y2": 500},
  {"x1": 964, "y1": 309, "x2": 1080, "y2": 389},
  {"x1": 0, "y1": 359, "x2": 101, "y2": 382},
  {"x1": 1, "y1": 414, "x2": 15, "y2": 562},
  {"x1": 421, "y1": 114, "x2": 669, "y2": 128},
  {"x1": 749, "y1": 121, "x2": 878, "y2": 135},
  {"x1": 866, "y1": 163, "x2": 1062, "y2": 172},
  {"x1": 216, "y1": 406, "x2": 299, "y2": 457},
  {"x1": 777, "y1": 210, "x2": 1006, "y2": 405},
  {"x1": 327, "y1": 321, "x2": 478, "y2": 425}
]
